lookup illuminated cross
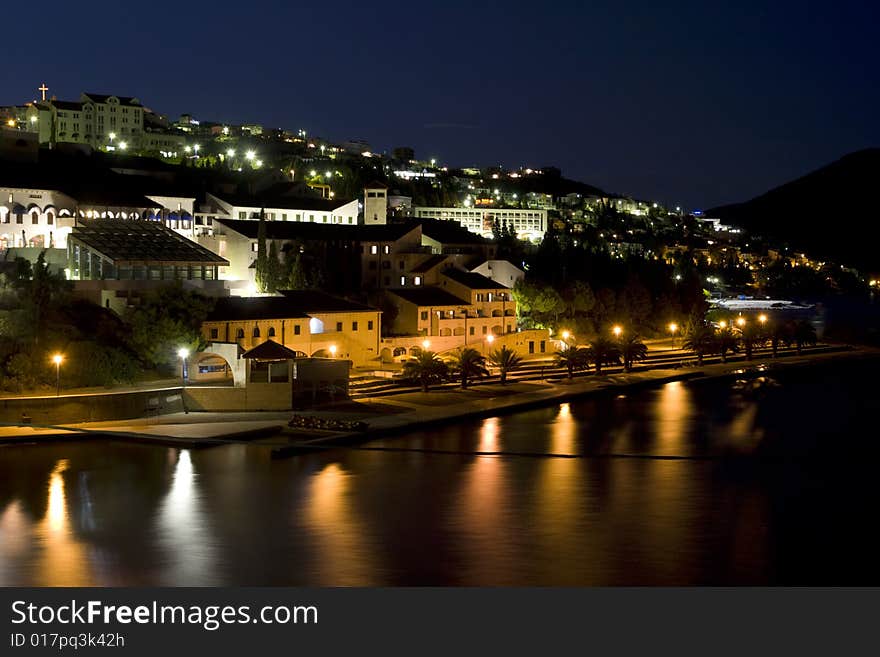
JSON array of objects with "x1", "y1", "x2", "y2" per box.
[{"x1": 38, "y1": 83, "x2": 48, "y2": 101}]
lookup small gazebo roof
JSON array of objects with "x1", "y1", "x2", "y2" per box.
[{"x1": 241, "y1": 339, "x2": 300, "y2": 360}]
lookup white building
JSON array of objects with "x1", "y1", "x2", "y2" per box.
[
  {"x1": 205, "y1": 192, "x2": 359, "y2": 226},
  {"x1": 413, "y1": 206, "x2": 547, "y2": 242},
  {"x1": 470, "y1": 260, "x2": 525, "y2": 288}
]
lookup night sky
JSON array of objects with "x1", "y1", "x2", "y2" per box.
[{"x1": 3, "y1": 0, "x2": 877, "y2": 209}]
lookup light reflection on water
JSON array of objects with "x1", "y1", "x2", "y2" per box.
[{"x1": 1, "y1": 361, "x2": 879, "y2": 586}]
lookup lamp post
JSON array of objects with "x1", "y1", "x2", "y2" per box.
[
  {"x1": 668, "y1": 322, "x2": 678, "y2": 350},
  {"x1": 612, "y1": 325, "x2": 623, "y2": 339},
  {"x1": 329, "y1": 344, "x2": 337, "y2": 358},
  {"x1": 51, "y1": 353, "x2": 63, "y2": 396},
  {"x1": 422, "y1": 339, "x2": 431, "y2": 352},
  {"x1": 177, "y1": 348, "x2": 189, "y2": 386}
]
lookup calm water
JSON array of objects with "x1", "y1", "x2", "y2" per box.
[{"x1": 2, "y1": 359, "x2": 879, "y2": 586}]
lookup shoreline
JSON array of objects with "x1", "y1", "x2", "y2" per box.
[
  {"x1": 1, "y1": 345, "x2": 875, "y2": 452},
  {"x1": 271, "y1": 345, "x2": 875, "y2": 457}
]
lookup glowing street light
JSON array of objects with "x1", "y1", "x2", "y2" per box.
[
  {"x1": 226, "y1": 148, "x2": 235, "y2": 157},
  {"x1": 51, "y1": 353, "x2": 64, "y2": 396},
  {"x1": 329, "y1": 344, "x2": 337, "y2": 357},
  {"x1": 118, "y1": 141, "x2": 127, "y2": 150},
  {"x1": 108, "y1": 132, "x2": 116, "y2": 142},
  {"x1": 758, "y1": 314, "x2": 768, "y2": 325},
  {"x1": 486, "y1": 334, "x2": 495, "y2": 344},
  {"x1": 177, "y1": 348, "x2": 189, "y2": 386},
  {"x1": 421, "y1": 339, "x2": 431, "y2": 350},
  {"x1": 309, "y1": 169, "x2": 317, "y2": 177},
  {"x1": 612, "y1": 325, "x2": 623, "y2": 338},
  {"x1": 245, "y1": 150, "x2": 256, "y2": 161},
  {"x1": 193, "y1": 144, "x2": 200, "y2": 154},
  {"x1": 736, "y1": 317, "x2": 746, "y2": 328},
  {"x1": 561, "y1": 330, "x2": 571, "y2": 342},
  {"x1": 324, "y1": 170, "x2": 332, "y2": 178},
  {"x1": 718, "y1": 320, "x2": 728, "y2": 329},
  {"x1": 668, "y1": 322, "x2": 678, "y2": 349}
]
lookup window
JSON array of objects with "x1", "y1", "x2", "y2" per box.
[
  {"x1": 236, "y1": 328, "x2": 245, "y2": 339},
  {"x1": 253, "y1": 327, "x2": 261, "y2": 338},
  {"x1": 31, "y1": 212, "x2": 39, "y2": 224},
  {"x1": 251, "y1": 242, "x2": 258, "y2": 252},
  {"x1": 482, "y1": 326, "x2": 488, "y2": 335},
  {"x1": 399, "y1": 260, "x2": 405, "y2": 269},
  {"x1": 368, "y1": 261, "x2": 377, "y2": 270},
  {"x1": 370, "y1": 245, "x2": 378, "y2": 255},
  {"x1": 382, "y1": 261, "x2": 390, "y2": 269},
  {"x1": 352, "y1": 321, "x2": 358, "y2": 331},
  {"x1": 469, "y1": 326, "x2": 475, "y2": 336},
  {"x1": 268, "y1": 327, "x2": 276, "y2": 337},
  {"x1": 400, "y1": 276, "x2": 406, "y2": 286},
  {"x1": 420, "y1": 311, "x2": 428, "y2": 320},
  {"x1": 414, "y1": 276, "x2": 422, "y2": 286},
  {"x1": 529, "y1": 341, "x2": 535, "y2": 354},
  {"x1": 336, "y1": 321, "x2": 342, "y2": 332},
  {"x1": 540, "y1": 341, "x2": 546, "y2": 353},
  {"x1": 294, "y1": 325, "x2": 301, "y2": 335},
  {"x1": 210, "y1": 328, "x2": 219, "y2": 339},
  {"x1": 239, "y1": 212, "x2": 246, "y2": 219},
  {"x1": 383, "y1": 245, "x2": 390, "y2": 254},
  {"x1": 367, "y1": 320, "x2": 374, "y2": 330}
]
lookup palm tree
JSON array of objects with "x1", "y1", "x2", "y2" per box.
[
  {"x1": 740, "y1": 323, "x2": 764, "y2": 361},
  {"x1": 554, "y1": 344, "x2": 589, "y2": 379},
  {"x1": 587, "y1": 336, "x2": 621, "y2": 374},
  {"x1": 769, "y1": 322, "x2": 790, "y2": 357},
  {"x1": 619, "y1": 334, "x2": 648, "y2": 372},
  {"x1": 716, "y1": 326, "x2": 739, "y2": 363},
  {"x1": 791, "y1": 320, "x2": 817, "y2": 355},
  {"x1": 448, "y1": 347, "x2": 489, "y2": 389},
  {"x1": 402, "y1": 350, "x2": 449, "y2": 392},
  {"x1": 488, "y1": 346, "x2": 523, "y2": 385},
  {"x1": 682, "y1": 323, "x2": 715, "y2": 365}
]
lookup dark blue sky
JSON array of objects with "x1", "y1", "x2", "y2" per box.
[{"x1": 3, "y1": 0, "x2": 877, "y2": 208}]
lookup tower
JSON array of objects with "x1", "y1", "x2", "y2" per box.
[{"x1": 363, "y1": 181, "x2": 388, "y2": 225}]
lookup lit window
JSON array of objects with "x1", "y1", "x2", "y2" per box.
[
  {"x1": 414, "y1": 276, "x2": 422, "y2": 286},
  {"x1": 370, "y1": 245, "x2": 378, "y2": 255},
  {"x1": 400, "y1": 276, "x2": 406, "y2": 286}
]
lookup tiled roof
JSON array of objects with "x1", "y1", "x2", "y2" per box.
[
  {"x1": 279, "y1": 289, "x2": 377, "y2": 312},
  {"x1": 207, "y1": 297, "x2": 310, "y2": 321},
  {"x1": 213, "y1": 218, "x2": 417, "y2": 242},
  {"x1": 242, "y1": 339, "x2": 302, "y2": 360},
  {"x1": 441, "y1": 268, "x2": 508, "y2": 290},
  {"x1": 388, "y1": 287, "x2": 467, "y2": 307}
]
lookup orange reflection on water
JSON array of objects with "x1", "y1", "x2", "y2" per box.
[
  {"x1": 653, "y1": 381, "x2": 694, "y2": 454},
  {"x1": 34, "y1": 460, "x2": 92, "y2": 586},
  {"x1": 304, "y1": 463, "x2": 377, "y2": 585}
]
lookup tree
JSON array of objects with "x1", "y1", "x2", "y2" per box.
[
  {"x1": 10, "y1": 251, "x2": 71, "y2": 345},
  {"x1": 741, "y1": 323, "x2": 764, "y2": 360},
  {"x1": 401, "y1": 350, "x2": 449, "y2": 392},
  {"x1": 717, "y1": 326, "x2": 739, "y2": 363},
  {"x1": 791, "y1": 320, "x2": 817, "y2": 354},
  {"x1": 562, "y1": 281, "x2": 595, "y2": 319},
  {"x1": 586, "y1": 336, "x2": 621, "y2": 374},
  {"x1": 286, "y1": 252, "x2": 310, "y2": 290},
  {"x1": 126, "y1": 284, "x2": 215, "y2": 371},
  {"x1": 254, "y1": 208, "x2": 269, "y2": 293},
  {"x1": 488, "y1": 346, "x2": 523, "y2": 384},
  {"x1": 683, "y1": 322, "x2": 715, "y2": 365},
  {"x1": 267, "y1": 240, "x2": 282, "y2": 293},
  {"x1": 619, "y1": 334, "x2": 648, "y2": 372},
  {"x1": 554, "y1": 344, "x2": 589, "y2": 379},
  {"x1": 448, "y1": 347, "x2": 489, "y2": 389}
]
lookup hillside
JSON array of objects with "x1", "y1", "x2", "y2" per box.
[{"x1": 707, "y1": 148, "x2": 880, "y2": 272}]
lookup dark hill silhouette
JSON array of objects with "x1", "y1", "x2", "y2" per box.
[{"x1": 708, "y1": 148, "x2": 880, "y2": 272}]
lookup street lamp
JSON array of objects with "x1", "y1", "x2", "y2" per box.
[
  {"x1": 329, "y1": 344, "x2": 337, "y2": 358},
  {"x1": 758, "y1": 314, "x2": 768, "y2": 326},
  {"x1": 226, "y1": 148, "x2": 235, "y2": 158},
  {"x1": 422, "y1": 339, "x2": 431, "y2": 351},
  {"x1": 718, "y1": 320, "x2": 727, "y2": 329},
  {"x1": 612, "y1": 325, "x2": 622, "y2": 339},
  {"x1": 245, "y1": 150, "x2": 256, "y2": 161},
  {"x1": 561, "y1": 330, "x2": 571, "y2": 341},
  {"x1": 118, "y1": 141, "x2": 127, "y2": 151},
  {"x1": 51, "y1": 353, "x2": 63, "y2": 396},
  {"x1": 177, "y1": 348, "x2": 189, "y2": 386},
  {"x1": 668, "y1": 322, "x2": 678, "y2": 349},
  {"x1": 736, "y1": 317, "x2": 746, "y2": 328}
]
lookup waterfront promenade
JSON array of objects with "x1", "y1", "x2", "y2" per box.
[{"x1": 0, "y1": 344, "x2": 871, "y2": 450}]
